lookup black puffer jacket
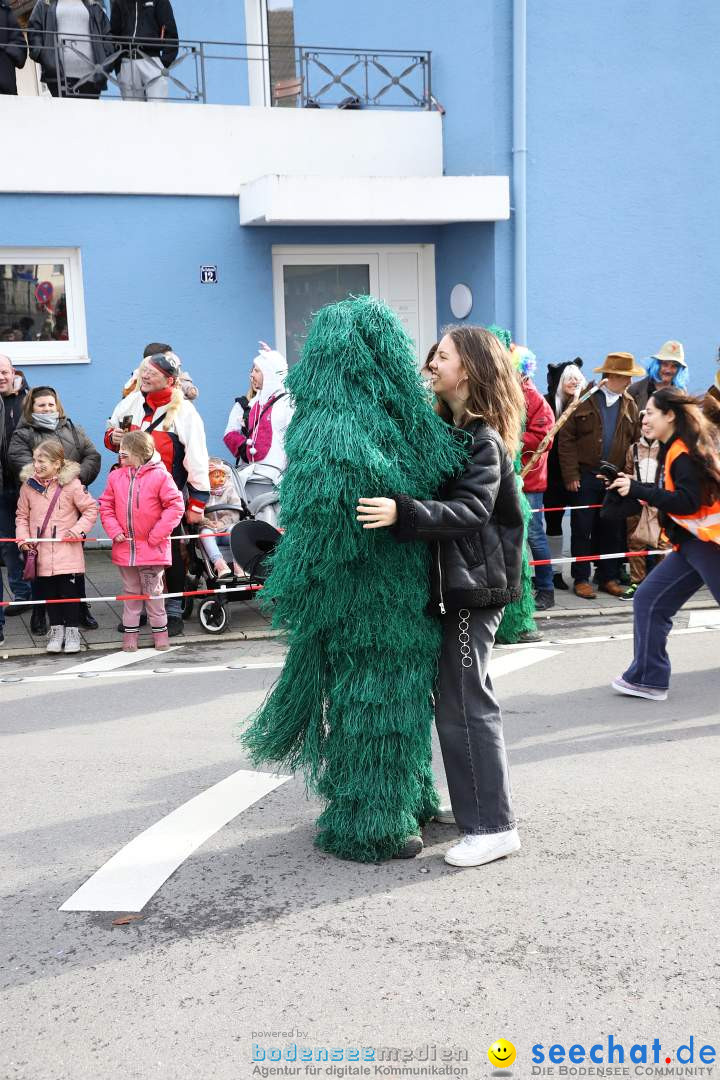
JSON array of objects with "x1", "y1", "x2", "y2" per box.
[
  {"x1": 110, "y1": 0, "x2": 178, "y2": 66},
  {"x1": 393, "y1": 421, "x2": 524, "y2": 613},
  {"x1": 0, "y1": 0, "x2": 27, "y2": 95},
  {"x1": 9, "y1": 416, "x2": 101, "y2": 487}
]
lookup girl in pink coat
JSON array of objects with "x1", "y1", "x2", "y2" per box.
[
  {"x1": 98, "y1": 430, "x2": 185, "y2": 652},
  {"x1": 16, "y1": 439, "x2": 98, "y2": 655}
]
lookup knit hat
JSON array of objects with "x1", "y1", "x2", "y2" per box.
[{"x1": 146, "y1": 351, "x2": 182, "y2": 379}]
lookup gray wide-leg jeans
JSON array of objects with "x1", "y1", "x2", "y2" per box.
[{"x1": 435, "y1": 606, "x2": 516, "y2": 835}]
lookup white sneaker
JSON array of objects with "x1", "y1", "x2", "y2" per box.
[
  {"x1": 46, "y1": 626, "x2": 65, "y2": 653},
  {"x1": 434, "y1": 805, "x2": 456, "y2": 825},
  {"x1": 63, "y1": 627, "x2": 82, "y2": 654},
  {"x1": 611, "y1": 676, "x2": 668, "y2": 701},
  {"x1": 445, "y1": 828, "x2": 521, "y2": 868}
]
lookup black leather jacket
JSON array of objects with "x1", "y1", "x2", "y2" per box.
[{"x1": 393, "y1": 421, "x2": 524, "y2": 613}]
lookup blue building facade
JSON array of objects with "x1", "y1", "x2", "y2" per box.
[{"x1": 1, "y1": 0, "x2": 717, "y2": 482}]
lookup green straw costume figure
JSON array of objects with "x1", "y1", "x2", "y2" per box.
[
  {"x1": 243, "y1": 297, "x2": 465, "y2": 862},
  {"x1": 485, "y1": 325, "x2": 537, "y2": 645}
]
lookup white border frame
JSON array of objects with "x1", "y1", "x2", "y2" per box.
[
  {"x1": 0, "y1": 247, "x2": 89, "y2": 365},
  {"x1": 244, "y1": 0, "x2": 271, "y2": 107},
  {"x1": 271, "y1": 244, "x2": 437, "y2": 362}
]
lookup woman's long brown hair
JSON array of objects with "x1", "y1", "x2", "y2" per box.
[
  {"x1": 651, "y1": 387, "x2": 720, "y2": 500},
  {"x1": 436, "y1": 325, "x2": 525, "y2": 458},
  {"x1": 22, "y1": 386, "x2": 66, "y2": 422}
]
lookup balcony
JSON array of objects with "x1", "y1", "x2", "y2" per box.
[{"x1": 18, "y1": 31, "x2": 433, "y2": 109}]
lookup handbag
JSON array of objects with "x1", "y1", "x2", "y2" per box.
[
  {"x1": 631, "y1": 503, "x2": 662, "y2": 549},
  {"x1": 22, "y1": 484, "x2": 63, "y2": 582}
]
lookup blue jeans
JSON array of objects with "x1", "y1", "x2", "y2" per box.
[
  {"x1": 0, "y1": 489, "x2": 32, "y2": 627},
  {"x1": 623, "y1": 536, "x2": 720, "y2": 690},
  {"x1": 525, "y1": 491, "x2": 554, "y2": 591}
]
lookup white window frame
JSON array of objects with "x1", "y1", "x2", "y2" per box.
[
  {"x1": 0, "y1": 247, "x2": 89, "y2": 366},
  {"x1": 271, "y1": 244, "x2": 437, "y2": 363},
  {"x1": 244, "y1": 0, "x2": 271, "y2": 107}
]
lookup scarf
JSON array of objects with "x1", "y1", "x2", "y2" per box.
[{"x1": 32, "y1": 412, "x2": 60, "y2": 430}]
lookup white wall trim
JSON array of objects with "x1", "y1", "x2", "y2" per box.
[{"x1": 0, "y1": 97, "x2": 443, "y2": 197}]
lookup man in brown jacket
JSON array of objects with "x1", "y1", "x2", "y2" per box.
[{"x1": 558, "y1": 352, "x2": 642, "y2": 598}]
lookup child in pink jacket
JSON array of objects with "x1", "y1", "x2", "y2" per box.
[
  {"x1": 16, "y1": 438, "x2": 98, "y2": 655},
  {"x1": 98, "y1": 430, "x2": 185, "y2": 651}
]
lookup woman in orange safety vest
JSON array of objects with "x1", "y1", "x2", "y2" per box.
[{"x1": 606, "y1": 387, "x2": 720, "y2": 700}]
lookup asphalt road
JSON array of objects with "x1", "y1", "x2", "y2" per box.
[{"x1": 2, "y1": 615, "x2": 719, "y2": 1080}]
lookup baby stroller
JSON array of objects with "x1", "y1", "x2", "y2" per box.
[{"x1": 182, "y1": 460, "x2": 282, "y2": 634}]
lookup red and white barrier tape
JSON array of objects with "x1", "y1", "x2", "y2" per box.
[
  {"x1": 532, "y1": 503, "x2": 602, "y2": 513},
  {"x1": 529, "y1": 548, "x2": 670, "y2": 567},
  {"x1": 0, "y1": 584, "x2": 261, "y2": 609},
  {"x1": 0, "y1": 530, "x2": 233, "y2": 544}
]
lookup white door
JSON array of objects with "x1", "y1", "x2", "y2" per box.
[{"x1": 272, "y1": 244, "x2": 436, "y2": 366}]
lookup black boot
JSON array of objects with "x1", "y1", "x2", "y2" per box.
[
  {"x1": 553, "y1": 572, "x2": 569, "y2": 591},
  {"x1": 30, "y1": 607, "x2": 48, "y2": 635},
  {"x1": 79, "y1": 603, "x2": 99, "y2": 630}
]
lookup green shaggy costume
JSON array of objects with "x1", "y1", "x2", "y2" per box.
[
  {"x1": 242, "y1": 297, "x2": 465, "y2": 862},
  {"x1": 485, "y1": 324, "x2": 537, "y2": 645}
]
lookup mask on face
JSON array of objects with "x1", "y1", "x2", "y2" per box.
[{"x1": 32, "y1": 411, "x2": 60, "y2": 430}]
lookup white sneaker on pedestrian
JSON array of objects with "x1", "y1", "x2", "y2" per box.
[
  {"x1": 445, "y1": 828, "x2": 521, "y2": 867},
  {"x1": 46, "y1": 626, "x2": 65, "y2": 653},
  {"x1": 611, "y1": 676, "x2": 668, "y2": 701},
  {"x1": 434, "y1": 805, "x2": 456, "y2": 825},
  {"x1": 63, "y1": 627, "x2": 82, "y2": 654}
]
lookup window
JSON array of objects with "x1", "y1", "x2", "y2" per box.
[
  {"x1": 0, "y1": 248, "x2": 89, "y2": 365},
  {"x1": 272, "y1": 246, "x2": 437, "y2": 366}
]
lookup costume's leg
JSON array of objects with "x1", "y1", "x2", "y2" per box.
[
  {"x1": 496, "y1": 486, "x2": 535, "y2": 643},
  {"x1": 314, "y1": 645, "x2": 440, "y2": 862},
  {"x1": 435, "y1": 607, "x2": 515, "y2": 834}
]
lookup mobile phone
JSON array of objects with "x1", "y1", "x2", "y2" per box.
[{"x1": 120, "y1": 415, "x2": 133, "y2": 431}]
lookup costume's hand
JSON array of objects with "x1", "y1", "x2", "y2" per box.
[
  {"x1": 356, "y1": 497, "x2": 398, "y2": 529},
  {"x1": 567, "y1": 479, "x2": 581, "y2": 493},
  {"x1": 185, "y1": 507, "x2": 203, "y2": 525},
  {"x1": 609, "y1": 473, "x2": 632, "y2": 497}
]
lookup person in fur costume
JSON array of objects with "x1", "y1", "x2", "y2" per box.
[
  {"x1": 242, "y1": 297, "x2": 466, "y2": 862},
  {"x1": 487, "y1": 331, "x2": 539, "y2": 645}
]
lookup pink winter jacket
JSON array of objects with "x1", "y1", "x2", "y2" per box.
[
  {"x1": 15, "y1": 461, "x2": 98, "y2": 576},
  {"x1": 98, "y1": 456, "x2": 185, "y2": 567}
]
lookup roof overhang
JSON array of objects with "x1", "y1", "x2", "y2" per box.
[{"x1": 239, "y1": 174, "x2": 510, "y2": 226}]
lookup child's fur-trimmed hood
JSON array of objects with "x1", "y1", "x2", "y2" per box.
[{"x1": 20, "y1": 459, "x2": 82, "y2": 486}]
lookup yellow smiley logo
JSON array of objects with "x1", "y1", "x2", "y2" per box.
[{"x1": 488, "y1": 1040, "x2": 517, "y2": 1069}]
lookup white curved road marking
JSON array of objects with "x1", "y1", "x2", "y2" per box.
[{"x1": 60, "y1": 769, "x2": 289, "y2": 913}]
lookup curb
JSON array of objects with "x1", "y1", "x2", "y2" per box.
[{"x1": 0, "y1": 626, "x2": 284, "y2": 661}]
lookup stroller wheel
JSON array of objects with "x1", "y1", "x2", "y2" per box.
[{"x1": 199, "y1": 598, "x2": 229, "y2": 634}]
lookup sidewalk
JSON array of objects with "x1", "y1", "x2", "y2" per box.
[
  {"x1": 0, "y1": 547, "x2": 279, "y2": 659},
  {"x1": 1, "y1": 547, "x2": 716, "y2": 659}
]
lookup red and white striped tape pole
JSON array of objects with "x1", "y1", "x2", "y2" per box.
[{"x1": 0, "y1": 584, "x2": 261, "y2": 609}]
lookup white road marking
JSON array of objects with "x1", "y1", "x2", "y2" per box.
[
  {"x1": 60, "y1": 769, "x2": 289, "y2": 913},
  {"x1": 687, "y1": 609, "x2": 720, "y2": 628},
  {"x1": 0, "y1": 659, "x2": 285, "y2": 684},
  {"x1": 57, "y1": 647, "x2": 182, "y2": 675},
  {"x1": 489, "y1": 648, "x2": 561, "y2": 678}
]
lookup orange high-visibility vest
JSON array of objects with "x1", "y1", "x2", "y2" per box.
[{"x1": 663, "y1": 438, "x2": 720, "y2": 545}]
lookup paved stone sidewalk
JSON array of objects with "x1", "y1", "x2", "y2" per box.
[{"x1": 1, "y1": 547, "x2": 715, "y2": 659}]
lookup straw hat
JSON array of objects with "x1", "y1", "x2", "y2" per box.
[
  {"x1": 593, "y1": 352, "x2": 645, "y2": 377},
  {"x1": 651, "y1": 340, "x2": 686, "y2": 368}
]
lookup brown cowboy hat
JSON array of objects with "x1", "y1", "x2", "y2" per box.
[{"x1": 593, "y1": 351, "x2": 645, "y2": 377}]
